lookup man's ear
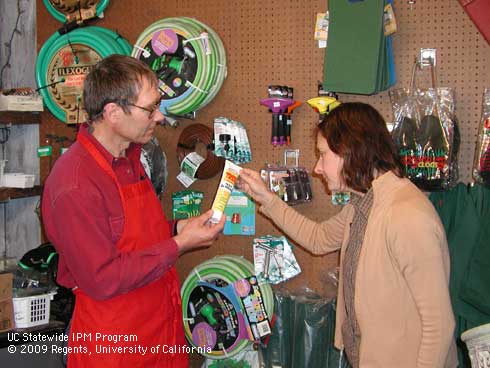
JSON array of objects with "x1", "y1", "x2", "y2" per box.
[{"x1": 103, "y1": 102, "x2": 122, "y2": 125}]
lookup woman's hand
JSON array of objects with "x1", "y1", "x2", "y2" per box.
[{"x1": 237, "y1": 168, "x2": 275, "y2": 206}]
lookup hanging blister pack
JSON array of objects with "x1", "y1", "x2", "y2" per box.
[
  {"x1": 213, "y1": 117, "x2": 252, "y2": 164},
  {"x1": 473, "y1": 88, "x2": 490, "y2": 186},
  {"x1": 260, "y1": 150, "x2": 313, "y2": 205},
  {"x1": 253, "y1": 235, "x2": 301, "y2": 285},
  {"x1": 223, "y1": 189, "x2": 255, "y2": 236},
  {"x1": 172, "y1": 190, "x2": 204, "y2": 219}
]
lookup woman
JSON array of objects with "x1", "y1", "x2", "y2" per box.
[{"x1": 238, "y1": 102, "x2": 457, "y2": 368}]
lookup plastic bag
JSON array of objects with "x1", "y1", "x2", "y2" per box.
[
  {"x1": 202, "y1": 346, "x2": 264, "y2": 368},
  {"x1": 473, "y1": 88, "x2": 490, "y2": 185},
  {"x1": 262, "y1": 288, "x2": 349, "y2": 368},
  {"x1": 290, "y1": 290, "x2": 329, "y2": 368},
  {"x1": 141, "y1": 136, "x2": 168, "y2": 196},
  {"x1": 390, "y1": 60, "x2": 459, "y2": 191}
]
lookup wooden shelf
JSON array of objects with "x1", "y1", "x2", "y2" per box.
[
  {"x1": 0, "y1": 185, "x2": 42, "y2": 201},
  {"x1": 0, "y1": 111, "x2": 41, "y2": 125}
]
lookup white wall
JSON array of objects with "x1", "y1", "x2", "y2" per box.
[{"x1": 0, "y1": 0, "x2": 41, "y2": 260}]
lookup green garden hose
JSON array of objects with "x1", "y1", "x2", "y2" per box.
[
  {"x1": 181, "y1": 256, "x2": 274, "y2": 360},
  {"x1": 36, "y1": 26, "x2": 130, "y2": 123},
  {"x1": 132, "y1": 17, "x2": 226, "y2": 116},
  {"x1": 42, "y1": 0, "x2": 110, "y2": 23}
]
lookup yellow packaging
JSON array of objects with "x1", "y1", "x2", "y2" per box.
[{"x1": 210, "y1": 160, "x2": 242, "y2": 223}]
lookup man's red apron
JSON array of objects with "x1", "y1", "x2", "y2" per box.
[{"x1": 67, "y1": 133, "x2": 188, "y2": 367}]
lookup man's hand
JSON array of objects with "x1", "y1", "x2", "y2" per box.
[{"x1": 173, "y1": 210, "x2": 225, "y2": 255}]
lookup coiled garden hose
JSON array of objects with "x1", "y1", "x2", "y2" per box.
[
  {"x1": 181, "y1": 255, "x2": 274, "y2": 359},
  {"x1": 132, "y1": 17, "x2": 226, "y2": 117},
  {"x1": 36, "y1": 26, "x2": 130, "y2": 123}
]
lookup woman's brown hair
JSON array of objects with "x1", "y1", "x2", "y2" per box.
[{"x1": 317, "y1": 102, "x2": 404, "y2": 192}]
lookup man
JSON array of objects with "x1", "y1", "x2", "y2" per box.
[{"x1": 42, "y1": 54, "x2": 224, "y2": 367}]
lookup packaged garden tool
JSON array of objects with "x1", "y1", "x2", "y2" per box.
[
  {"x1": 472, "y1": 88, "x2": 490, "y2": 185},
  {"x1": 253, "y1": 235, "x2": 301, "y2": 285},
  {"x1": 389, "y1": 59, "x2": 459, "y2": 191},
  {"x1": 172, "y1": 190, "x2": 203, "y2": 219},
  {"x1": 214, "y1": 117, "x2": 252, "y2": 164},
  {"x1": 260, "y1": 150, "x2": 312, "y2": 206}
]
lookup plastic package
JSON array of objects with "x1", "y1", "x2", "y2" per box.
[
  {"x1": 290, "y1": 290, "x2": 329, "y2": 368},
  {"x1": 461, "y1": 323, "x2": 490, "y2": 368},
  {"x1": 214, "y1": 117, "x2": 252, "y2": 164},
  {"x1": 172, "y1": 190, "x2": 203, "y2": 219},
  {"x1": 253, "y1": 236, "x2": 301, "y2": 285},
  {"x1": 390, "y1": 61, "x2": 459, "y2": 191},
  {"x1": 202, "y1": 346, "x2": 264, "y2": 368},
  {"x1": 262, "y1": 289, "x2": 350, "y2": 368},
  {"x1": 180, "y1": 256, "x2": 274, "y2": 360},
  {"x1": 141, "y1": 136, "x2": 168, "y2": 196},
  {"x1": 223, "y1": 189, "x2": 255, "y2": 236},
  {"x1": 473, "y1": 88, "x2": 490, "y2": 185},
  {"x1": 262, "y1": 290, "x2": 294, "y2": 368},
  {"x1": 261, "y1": 166, "x2": 312, "y2": 205}
]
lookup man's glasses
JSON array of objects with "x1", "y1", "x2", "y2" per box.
[{"x1": 127, "y1": 97, "x2": 163, "y2": 119}]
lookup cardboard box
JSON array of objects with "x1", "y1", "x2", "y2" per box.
[{"x1": 0, "y1": 273, "x2": 14, "y2": 332}]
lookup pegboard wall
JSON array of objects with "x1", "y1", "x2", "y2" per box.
[{"x1": 36, "y1": 0, "x2": 490, "y2": 301}]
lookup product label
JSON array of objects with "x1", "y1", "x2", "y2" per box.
[
  {"x1": 47, "y1": 44, "x2": 101, "y2": 124},
  {"x1": 50, "y1": 0, "x2": 96, "y2": 15},
  {"x1": 233, "y1": 277, "x2": 271, "y2": 339},
  {"x1": 135, "y1": 33, "x2": 198, "y2": 100},
  {"x1": 400, "y1": 149, "x2": 447, "y2": 178},
  {"x1": 180, "y1": 152, "x2": 205, "y2": 178},
  {"x1": 151, "y1": 29, "x2": 179, "y2": 56},
  {"x1": 211, "y1": 161, "x2": 242, "y2": 218},
  {"x1": 177, "y1": 152, "x2": 205, "y2": 188},
  {"x1": 37, "y1": 146, "x2": 53, "y2": 157},
  {"x1": 383, "y1": 3, "x2": 397, "y2": 36},
  {"x1": 187, "y1": 283, "x2": 245, "y2": 352}
]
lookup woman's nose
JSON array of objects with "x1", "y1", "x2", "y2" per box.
[{"x1": 313, "y1": 159, "x2": 322, "y2": 175}]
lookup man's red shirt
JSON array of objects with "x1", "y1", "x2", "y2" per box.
[{"x1": 42, "y1": 124, "x2": 178, "y2": 300}]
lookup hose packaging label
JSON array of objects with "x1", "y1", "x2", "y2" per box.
[
  {"x1": 187, "y1": 276, "x2": 271, "y2": 353},
  {"x1": 233, "y1": 276, "x2": 271, "y2": 339},
  {"x1": 188, "y1": 282, "x2": 247, "y2": 352},
  {"x1": 177, "y1": 152, "x2": 205, "y2": 188},
  {"x1": 49, "y1": 0, "x2": 96, "y2": 14},
  {"x1": 47, "y1": 44, "x2": 101, "y2": 124},
  {"x1": 151, "y1": 29, "x2": 179, "y2": 55},
  {"x1": 136, "y1": 31, "x2": 198, "y2": 99},
  {"x1": 44, "y1": 0, "x2": 109, "y2": 23}
]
